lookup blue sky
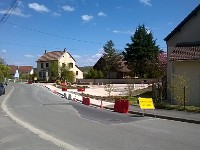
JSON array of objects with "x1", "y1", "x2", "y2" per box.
[{"x1": 0, "y1": 0, "x2": 199, "y2": 67}]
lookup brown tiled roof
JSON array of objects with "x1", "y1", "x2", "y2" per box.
[
  {"x1": 8, "y1": 65, "x2": 18, "y2": 75},
  {"x1": 170, "y1": 44, "x2": 200, "y2": 61},
  {"x1": 37, "y1": 51, "x2": 65, "y2": 62},
  {"x1": 19, "y1": 66, "x2": 33, "y2": 73},
  {"x1": 164, "y1": 4, "x2": 200, "y2": 41},
  {"x1": 117, "y1": 60, "x2": 131, "y2": 73}
]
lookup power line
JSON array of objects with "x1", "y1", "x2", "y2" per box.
[
  {"x1": 6, "y1": 21, "x2": 125, "y2": 48},
  {"x1": 0, "y1": 0, "x2": 21, "y2": 27},
  {"x1": 0, "y1": 41, "x2": 98, "y2": 52}
]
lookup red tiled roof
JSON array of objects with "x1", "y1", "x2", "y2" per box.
[
  {"x1": 37, "y1": 51, "x2": 65, "y2": 62},
  {"x1": 18, "y1": 66, "x2": 33, "y2": 73},
  {"x1": 170, "y1": 45, "x2": 200, "y2": 61},
  {"x1": 8, "y1": 65, "x2": 18, "y2": 75}
]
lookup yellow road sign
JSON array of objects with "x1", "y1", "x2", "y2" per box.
[{"x1": 138, "y1": 97, "x2": 155, "y2": 109}]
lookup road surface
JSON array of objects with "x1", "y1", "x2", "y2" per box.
[{"x1": 2, "y1": 83, "x2": 200, "y2": 150}]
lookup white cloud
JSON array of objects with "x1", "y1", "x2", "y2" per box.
[
  {"x1": 76, "y1": 49, "x2": 103, "y2": 66},
  {"x1": 139, "y1": 0, "x2": 152, "y2": 6},
  {"x1": 113, "y1": 30, "x2": 132, "y2": 34},
  {"x1": 91, "y1": 53, "x2": 102, "y2": 59},
  {"x1": 0, "y1": 8, "x2": 30, "y2": 17},
  {"x1": 86, "y1": 58, "x2": 96, "y2": 62},
  {"x1": 52, "y1": 12, "x2": 61, "y2": 17},
  {"x1": 81, "y1": 15, "x2": 93, "y2": 22},
  {"x1": 1, "y1": 49, "x2": 7, "y2": 53},
  {"x1": 91, "y1": 49, "x2": 103, "y2": 59},
  {"x1": 98, "y1": 12, "x2": 106, "y2": 17},
  {"x1": 24, "y1": 54, "x2": 34, "y2": 58},
  {"x1": 72, "y1": 55, "x2": 81, "y2": 59},
  {"x1": 62, "y1": 5, "x2": 75, "y2": 12},
  {"x1": 28, "y1": 3, "x2": 50, "y2": 12}
]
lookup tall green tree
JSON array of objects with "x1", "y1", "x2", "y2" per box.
[
  {"x1": 60, "y1": 64, "x2": 75, "y2": 83},
  {"x1": 49, "y1": 61, "x2": 59, "y2": 81},
  {"x1": 95, "y1": 40, "x2": 121, "y2": 78},
  {"x1": 0, "y1": 58, "x2": 10, "y2": 81},
  {"x1": 123, "y1": 24, "x2": 159, "y2": 78}
]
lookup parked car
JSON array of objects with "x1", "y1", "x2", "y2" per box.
[{"x1": 0, "y1": 83, "x2": 5, "y2": 95}]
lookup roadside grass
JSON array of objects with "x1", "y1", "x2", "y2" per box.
[{"x1": 155, "y1": 102, "x2": 200, "y2": 113}]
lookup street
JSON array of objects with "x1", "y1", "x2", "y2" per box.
[{"x1": 1, "y1": 83, "x2": 200, "y2": 150}]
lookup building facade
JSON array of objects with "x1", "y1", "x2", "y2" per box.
[
  {"x1": 165, "y1": 4, "x2": 200, "y2": 106},
  {"x1": 36, "y1": 49, "x2": 83, "y2": 82}
]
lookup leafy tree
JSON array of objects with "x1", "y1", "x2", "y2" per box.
[
  {"x1": 123, "y1": 24, "x2": 159, "y2": 78},
  {"x1": 84, "y1": 68, "x2": 104, "y2": 79},
  {"x1": 49, "y1": 61, "x2": 59, "y2": 81},
  {"x1": 0, "y1": 69, "x2": 3, "y2": 82},
  {"x1": 60, "y1": 65, "x2": 75, "y2": 83},
  {"x1": 98, "y1": 70, "x2": 104, "y2": 79},
  {"x1": 0, "y1": 64, "x2": 10, "y2": 81},
  {"x1": 170, "y1": 74, "x2": 189, "y2": 106},
  {"x1": 94, "y1": 40, "x2": 121, "y2": 78},
  {"x1": 157, "y1": 50, "x2": 167, "y2": 77},
  {"x1": 20, "y1": 73, "x2": 29, "y2": 80}
]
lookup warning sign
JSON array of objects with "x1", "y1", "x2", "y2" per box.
[{"x1": 138, "y1": 98, "x2": 155, "y2": 109}]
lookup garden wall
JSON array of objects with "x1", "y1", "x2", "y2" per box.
[{"x1": 76, "y1": 78, "x2": 158, "y2": 85}]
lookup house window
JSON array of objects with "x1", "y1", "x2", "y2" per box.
[
  {"x1": 62, "y1": 63, "x2": 66, "y2": 67},
  {"x1": 41, "y1": 63, "x2": 43, "y2": 68},
  {"x1": 76, "y1": 71, "x2": 78, "y2": 75},
  {"x1": 69, "y1": 63, "x2": 73, "y2": 68},
  {"x1": 46, "y1": 63, "x2": 49, "y2": 68},
  {"x1": 39, "y1": 71, "x2": 48, "y2": 78},
  {"x1": 39, "y1": 71, "x2": 42, "y2": 77}
]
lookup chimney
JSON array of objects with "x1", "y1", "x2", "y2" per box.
[
  {"x1": 45, "y1": 50, "x2": 47, "y2": 53},
  {"x1": 63, "y1": 48, "x2": 66, "y2": 52}
]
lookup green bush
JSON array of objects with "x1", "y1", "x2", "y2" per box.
[{"x1": 127, "y1": 96, "x2": 138, "y2": 105}]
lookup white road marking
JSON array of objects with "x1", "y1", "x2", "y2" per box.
[{"x1": 1, "y1": 86, "x2": 79, "y2": 150}]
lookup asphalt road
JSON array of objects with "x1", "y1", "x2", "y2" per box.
[
  {"x1": 0, "y1": 84, "x2": 65, "y2": 150},
  {"x1": 2, "y1": 83, "x2": 200, "y2": 150}
]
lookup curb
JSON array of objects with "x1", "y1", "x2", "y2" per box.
[
  {"x1": 128, "y1": 111, "x2": 200, "y2": 124},
  {"x1": 43, "y1": 85, "x2": 200, "y2": 125}
]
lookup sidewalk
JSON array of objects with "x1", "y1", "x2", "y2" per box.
[{"x1": 43, "y1": 84, "x2": 200, "y2": 124}]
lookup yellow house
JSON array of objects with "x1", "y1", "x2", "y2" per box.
[
  {"x1": 36, "y1": 49, "x2": 83, "y2": 82},
  {"x1": 164, "y1": 4, "x2": 200, "y2": 106}
]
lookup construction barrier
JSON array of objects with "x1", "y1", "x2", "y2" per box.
[
  {"x1": 114, "y1": 99, "x2": 129, "y2": 113},
  {"x1": 62, "y1": 85, "x2": 67, "y2": 91},
  {"x1": 77, "y1": 87, "x2": 85, "y2": 92},
  {"x1": 27, "y1": 80, "x2": 33, "y2": 84},
  {"x1": 61, "y1": 82, "x2": 66, "y2": 85},
  {"x1": 82, "y1": 97, "x2": 90, "y2": 106}
]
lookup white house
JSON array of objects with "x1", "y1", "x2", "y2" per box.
[{"x1": 36, "y1": 49, "x2": 83, "y2": 82}]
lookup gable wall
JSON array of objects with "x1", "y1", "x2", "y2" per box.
[{"x1": 166, "y1": 10, "x2": 200, "y2": 106}]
